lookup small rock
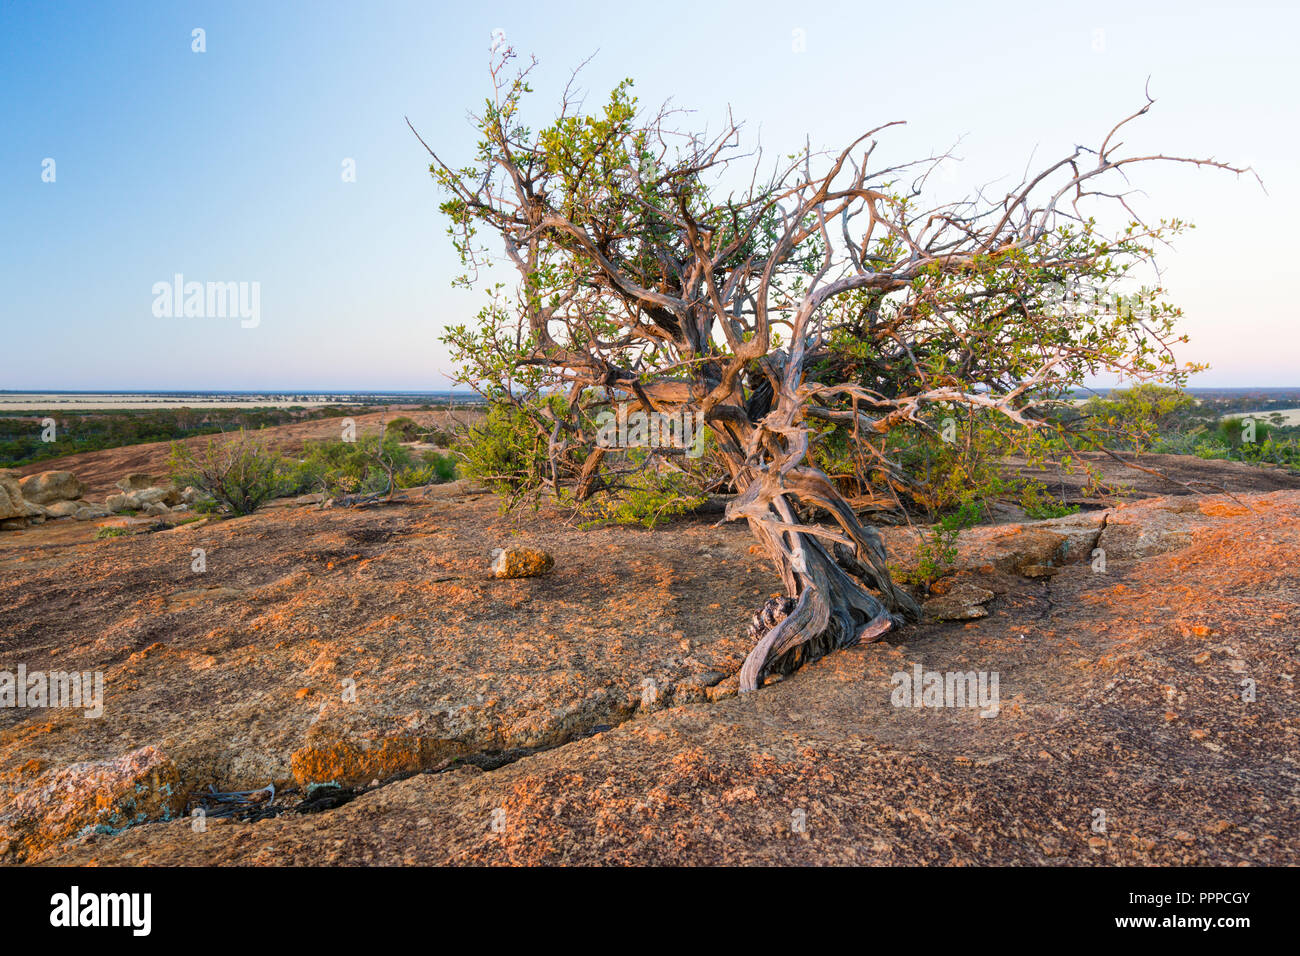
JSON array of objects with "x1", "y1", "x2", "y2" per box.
[
  {"x1": 923, "y1": 582, "x2": 994, "y2": 622},
  {"x1": 490, "y1": 547, "x2": 554, "y2": 579},
  {"x1": 1020, "y1": 563, "x2": 1058, "y2": 578}
]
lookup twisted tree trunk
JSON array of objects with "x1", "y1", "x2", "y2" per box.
[
  {"x1": 711, "y1": 380, "x2": 920, "y2": 691},
  {"x1": 725, "y1": 457, "x2": 919, "y2": 691}
]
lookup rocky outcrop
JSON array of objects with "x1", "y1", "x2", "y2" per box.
[
  {"x1": 0, "y1": 469, "x2": 97, "y2": 528},
  {"x1": 43, "y1": 500, "x2": 82, "y2": 519},
  {"x1": 962, "y1": 512, "x2": 1106, "y2": 577},
  {"x1": 115, "y1": 473, "x2": 160, "y2": 493},
  {"x1": 3, "y1": 486, "x2": 1298, "y2": 866},
  {"x1": 18, "y1": 470, "x2": 84, "y2": 505},
  {"x1": 0, "y1": 746, "x2": 183, "y2": 864},
  {"x1": 923, "y1": 581, "x2": 994, "y2": 621}
]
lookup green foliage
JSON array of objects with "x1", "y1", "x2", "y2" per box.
[
  {"x1": 1021, "y1": 494, "x2": 1080, "y2": 520},
  {"x1": 384, "y1": 416, "x2": 424, "y2": 441},
  {"x1": 0, "y1": 406, "x2": 341, "y2": 469},
  {"x1": 573, "y1": 453, "x2": 707, "y2": 529},
  {"x1": 405, "y1": 449, "x2": 459, "y2": 485},
  {"x1": 454, "y1": 396, "x2": 715, "y2": 526},
  {"x1": 423, "y1": 425, "x2": 456, "y2": 447},
  {"x1": 281, "y1": 434, "x2": 458, "y2": 499},
  {"x1": 906, "y1": 501, "x2": 983, "y2": 589},
  {"x1": 1080, "y1": 384, "x2": 1199, "y2": 453},
  {"x1": 454, "y1": 399, "x2": 558, "y2": 508},
  {"x1": 813, "y1": 405, "x2": 1092, "y2": 522},
  {"x1": 168, "y1": 431, "x2": 283, "y2": 516},
  {"x1": 94, "y1": 526, "x2": 128, "y2": 540},
  {"x1": 427, "y1": 59, "x2": 1255, "y2": 546}
]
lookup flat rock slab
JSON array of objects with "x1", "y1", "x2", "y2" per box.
[
  {"x1": 0, "y1": 495, "x2": 767, "y2": 860},
  {"x1": 4, "y1": 487, "x2": 1299, "y2": 864},
  {"x1": 47, "y1": 490, "x2": 1300, "y2": 866}
]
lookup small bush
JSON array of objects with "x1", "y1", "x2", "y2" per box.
[
  {"x1": 455, "y1": 400, "x2": 555, "y2": 507},
  {"x1": 280, "y1": 434, "x2": 458, "y2": 499},
  {"x1": 169, "y1": 431, "x2": 284, "y2": 516},
  {"x1": 423, "y1": 425, "x2": 457, "y2": 448},
  {"x1": 909, "y1": 500, "x2": 983, "y2": 589},
  {"x1": 1020, "y1": 486, "x2": 1080, "y2": 520},
  {"x1": 574, "y1": 456, "x2": 707, "y2": 529},
  {"x1": 396, "y1": 449, "x2": 458, "y2": 487},
  {"x1": 385, "y1": 416, "x2": 423, "y2": 442},
  {"x1": 1023, "y1": 500, "x2": 1080, "y2": 520}
]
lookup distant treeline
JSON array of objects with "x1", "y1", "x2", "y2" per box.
[{"x1": 0, "y1": 406, "x2": 346, "y2": 469}]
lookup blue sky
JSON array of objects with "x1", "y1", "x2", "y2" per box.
[{"x1": 1, "y1": 0, "x2": 1296, "y2": 389}]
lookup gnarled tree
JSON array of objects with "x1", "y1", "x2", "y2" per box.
[{"x1": 413, "y1": 51, "x2": 1249, "y2": 692}]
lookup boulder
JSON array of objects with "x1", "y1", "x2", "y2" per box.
[
  {"x1": 115, "y1": 474, "x2": 158, "y2": 493},
  {"x1": 43, "y1": 500, "x2": 82, "y2": 519},
  {"x1": 17, "y1": 471, "x2": 84, "y2": 505},
  {"x1": 74, "y1": 505, "x2": 110, "y2": 520},
  {"x1": 490, "y1": 547, "x2": 555, "y2": 579},
  {"x1": 105, "y1": 493, "x2": 133, "y2": 513},
  {"x1": 0, "y1": 470, "x2": 25, "y2": 520},
  {"x1": 960, "y1": 512, "x2": 1105, "y2": 577},
  {"x1": 134, "y1": 487, "x2": 170, "y2": 508},
  {"x1": 1098, "y1": 501, "x2": 1200, "y2": 560},
  {"x1": 142, "y1": 502, "x2": 171, "y2": 517}
]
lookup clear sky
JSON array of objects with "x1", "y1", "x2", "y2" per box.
[{"x1": 2, "y1": 0, "x2": 1296, "y2": 390}]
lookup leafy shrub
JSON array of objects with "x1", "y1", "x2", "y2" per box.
[
  {"x1": 169, "y1": 431, "x2": 283, "y2": 516},
  {"x1": 385, "y1": 416, "x2": 423, "y2": 441},
  {"x1": 907, "y1": 500, "x2": 983, "y2": 590},
  {"x1": 574, "y1": 453, "x2": 707, "y2": 529},
  {"x1": 454, "y1": 400, "x2": 557, "y2": 508},
  {"x1": 1019, "y1": 484, "x2": 1080, "y2": 520},
  {"x1": 400, "y1": 449, "x2": 458, "y2": 486},
  {"x1": 423, "y1": 425, "x2": 456, "y2": 448},
  {"x1": 1023, "y1": 500, "x2": 1080, "y2": 520},
  {"x1": 1081, "y1": 385, "x2": 1199, "y2": 453},
  {"x1": 279, "y1": 435, "x2": 458, "y2": 499}
]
